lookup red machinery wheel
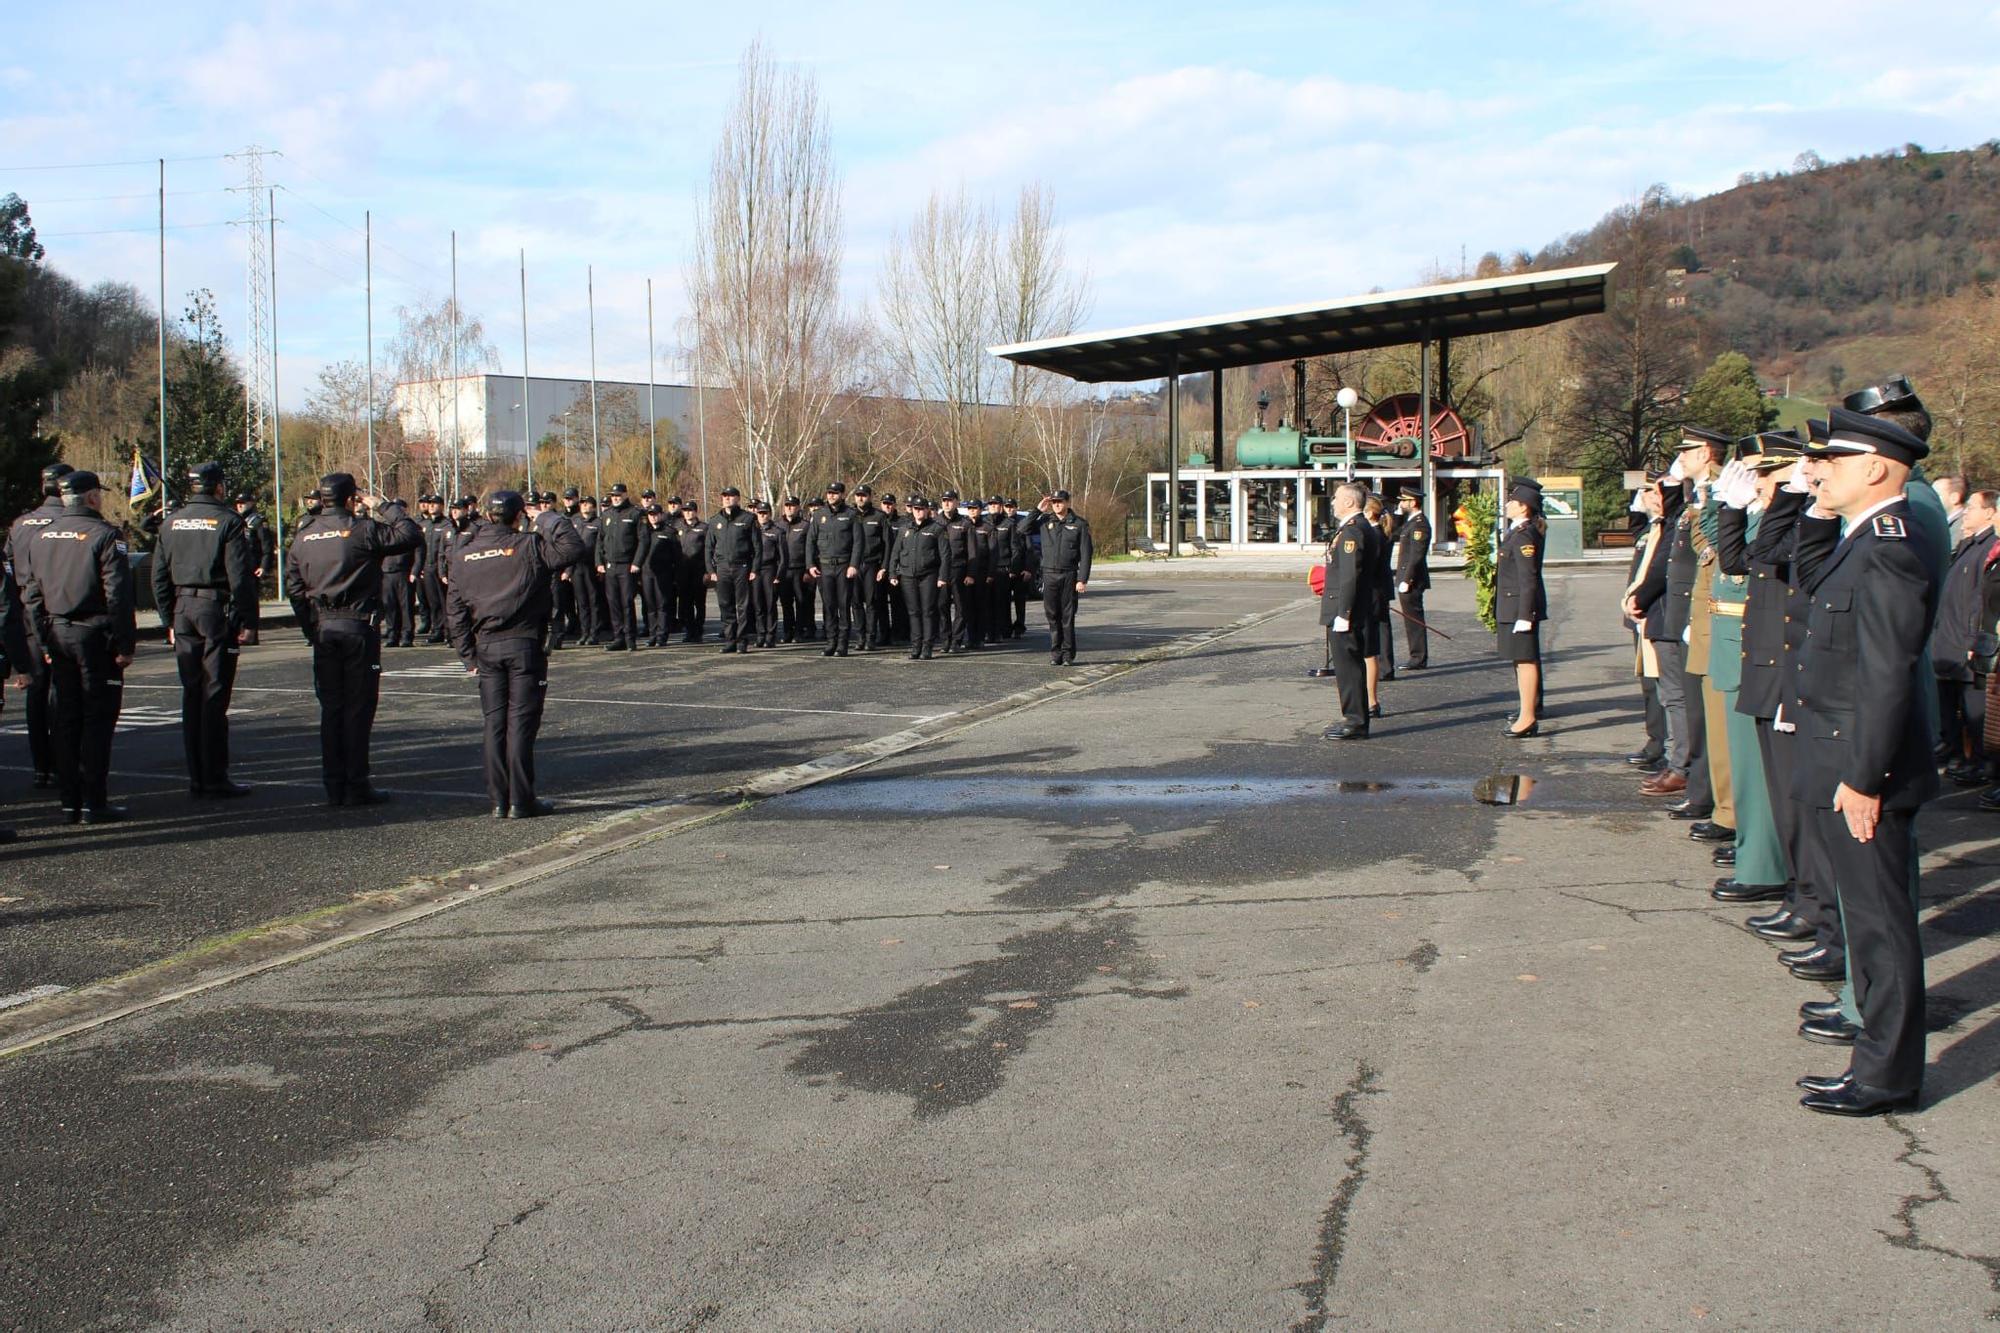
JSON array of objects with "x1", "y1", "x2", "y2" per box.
[{"x1": 1353, "y1": 393, "x2": 1475, "y2": 459}]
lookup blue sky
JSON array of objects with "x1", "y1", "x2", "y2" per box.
[{"x1": 6, "y1": 0, "x2": 1999, "y2": 405}]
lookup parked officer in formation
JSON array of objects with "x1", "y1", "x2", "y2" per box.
[
  {"x1": 151, "y1": 461, "x2": 258, "y2": 799},
  {"x1": 807, "y1": 480, "x2": 861, "y2": 656},
  {"x1": 5, "y1": 461, "x2": 72, "y2": 789},
  {"x1": 284, "y1": 474, "x2": 423, "y2": 806},
  {"x1": 571, "y1": 494, "x2": 605, "y2": 645},
  {"x1": 672, "y1": 498, "x2": 709, "y2": 642},
  {"x1": 774, "y1": 495, "x2": 815, "y2": 642},
  {"x1": 1318, "y1": 482, "x2": 1380, "y2": 740},
  {"x1": 1040, "y1": 489, "x2": 1093, "y2": 666},
  {"x1": 19, "y1": 471, "x2": 136, "y2": 823},
  {"x1": 641, "y1": 500, "x2": 681, "y2": 646},
  {"x1": 596, "y1": 482, "x2": 646, "y2": 652},
  {"x1": 888, "y1": 495, "x2": 957, "y2": 658},
  {"x1": 378, "y1": 494, "x2": 420, "y2": 648},
  {"x1": 234, "y1": 489, "x2": 277, "y2": 645},
  {"x1": 935, "y1": 491, "x2": 976, "y2": 652},
  {"x1": 1002, "y1": 497, "x2": 1040, "y2": 637},
  {"x1": 751, "y1": 500, "x2": 786, "y2": 648},
  {"x1": 705, "y1": 486, "x2": 762, "y2": 654},
  {"x1": 1391, "y1": 488, "x2": 1432, "y2": 669},
  {"x1": 446, "y1": 490, "x2": 585, "y2": 818}
]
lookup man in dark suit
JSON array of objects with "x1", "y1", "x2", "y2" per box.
[
  {"x1": 1789, "y1": 408, "x2": 1942, "y2": 1116},
  {"x1": 1320, "y1": 482, "x2": 1383, "y2": 741},
  {"x1": 1621, "y1": 476, "x2": 1671, "y2": 771},
  {"x1": 1391, "y1": 489, "x2": 1432, "y2": 669}
]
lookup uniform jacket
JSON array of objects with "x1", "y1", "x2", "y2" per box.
[
  {"x1": 1791, "y1": 499, "x2": 1941, "y2": 810},
  {"x1": 775, "y1": 515, "x2": 812, "y2": 572},
  {"x1": 446, "y1": 510, "x2": 587, "y2": 656},
  {"x1": 1317, "y1": 512, "x2": 1381, "y2": 628},
  {"x1": 673, "y1": 518, "x2": 709, "y2": 575},
  {"x1": 889, "y1": 518, "x2": 958, "y2": 581},
  {"x1": 1494, "y1": 519, "x2": 1547, "y2": 626},
  {"x1": 1040, "y1": 512, "x2": 1093, "y2": 580},
  {"x1": 805, "y1": 502, "x2": 860, "y2": 568},
  {"x1": 1931, "y1": 528, "x2": 1996, "y2": 680},
  {"x1": 705, "y1": 505, "x2": 761, "y2": 571},
  {"x1": 969, "y1": 519, "x2": 998, "y2": 581},
  {"x1": 22, "y1": 506, "x2": 136, "y2": 657},
  {"x1": 643, "y1": 516, "x2": 680, "y2": 573},
  {"x1": 6, "y1": 498, "x2": 68, "y2": 657},
  {"x1": 380, "y1": 503, "x2": 418, "y2": 574},
  {"x1": 1648, "y1": 486, "x2": 1700, "y2": 643},
  {"x1": 854, "y1": 504, "x2": 892, "y2": 566},
  {"x1": 596, "y1": 501, "x2": 647, "y2": 567},
  {"x1": 936, "y1": 509, "x2": 977, "y2": 578},
  {"x1": 755, "y1": 520, "x2": 787, "y2": 577},
  {"x1": 151, "y1": 495, "x2": 258, "y2": 632},
  {"x1": 239, "y1": 509, "x2": 277, "y2": 573},
  {"x1": 422, "y1": 515, "x2": 454, "y2": 576},
  {"x1": 571, "y1": 512, "x2": 602, "y2": 569},
  {"x1": 1392, "y1": 511, "x2": 1432, "y2": 592},
  {"x1": 283, "y1": 500, "x2": 423, "y2": 629}
]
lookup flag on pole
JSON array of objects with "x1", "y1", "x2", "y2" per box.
[{"x1": 129, "y1": 445, "x2": 163, "y2": 508}]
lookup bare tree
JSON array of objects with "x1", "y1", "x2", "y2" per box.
[
  {"x1": 388, "y1": 294, "x2": 499, "y2": 496},
  {"x1": 688, "y1": 39, "x2": 855, "y2": 501},
  {"x1": 879, "y1": 187, "x2": 998, "y2": 490}
]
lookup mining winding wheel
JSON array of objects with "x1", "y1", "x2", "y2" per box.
[{"x1": 1352, "y1": 393, "x2": 1475, "y2": 459}]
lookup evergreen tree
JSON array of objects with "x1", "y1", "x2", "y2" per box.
[
  {"x1": 149, "y1": 289, "x2": 266, "y2": 505},
  {"x1": 0, "y1": 201, "x2": 61, "y2": 516},
  {"x1": 1684, "y1": 351, "x2": 1775, "y2": 438}
]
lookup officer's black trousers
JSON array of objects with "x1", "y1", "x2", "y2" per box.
[
  {"x1": 854, "y1": 564, "x2": 884, "y2": 645},
  {"x1": 477, "y1": 638, "x2": 546, "y2": 811},
  {"x1": 173, "y1": 597, "x2": 239, "y2": 789},
  {"x1": 1758, "y1": 719, "x2": 1837, "y2": 949},
  {"x1": 714, "y1": 565, "x2": 753, "y2": 648},
  {"x1": 420, "y1": 569, "x2": 446, "y2": 637},
  {"x1": 779, "y1": 573, "x2": 813, "y2": 640},
  {"x1": 1399, "y1": 588, "x2": 1428, "y2": 667},
  {"x1": 643, "y1": 564, "x2": 674, "y2": 640},
  {"x1": 753, "y1": 569, "x2": 779, "y2": 641},
  {"x1": 986, "y1": 576, "x2": 1011, "y2": 642},
  {"x1": 551, "y1": 575, "x2": 578, "y2": 643},
  {"x1": 950, "y1": 578, "x2": 982, "y2": 648},
  {"x1": 382, "y1": 573, "x2": 415, "y2": 644},
  {"x1": 1683, "y1": 669, "x2": 1713, "y2": 816},
  {"x1": 890, "y1": 572, "x2": 913, "y2": 641},
  {"x1": 47, "y1": 620, "x2": 122, "y2": 812},
  {"x1": 604, "y1": 567, "x2": 639, "y2": 646},
  {"x1": 1814, "y1": 805, "x2": 1923, "y2": 1093},
  {"x1": 312, "y1": 619, "x2": 381, "y2": 799},
  {"x1": 22, "y1": 655, "x2": 54, "y2": 778},
  {"x1": 820, "y1": 570, "x2": 856, "y2": 647},
  {"x1": 1327, "y1": 624, "x2": 1368, "y2": 730},
  {"x1": 674, "y1": 573, "x2": 708, "y2": 640},
  {"x1": 574, "y1": 568, "x2": 606, "y2": 643},
  {"x1": 1043, "y1": 576, "x2": 1079, "y2": 659},
  {"x1": 1638, "y1": 669, "x2": 1666, "y2": 762},
  {"x1": 1011, "y1": 574, "x2": 1032, "y2": 635},
  {"x1": 902, "y1": 578, "x2": 941, "y2": 652}
]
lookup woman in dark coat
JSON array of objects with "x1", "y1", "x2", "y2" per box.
[{"x1": 1496, "y1": 478, "x2": 1548, "y2": 737}]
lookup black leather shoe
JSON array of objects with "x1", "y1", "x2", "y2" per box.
[
  {"x1": 1791, "y1": 956, "x2": 1847, "y2": 981},
  {"x1": 1745, "y1": 907, "x2": 1792, "y2": 929},
  {"x1": 1322, "y1": 725, "x2": 1370, "y2": 741},
  {"x1": 1667, "y1": 804, "x2": 1710, "y2": 822},
  {"x1": 1625, "y1": 752, "x2": 1664, "y2": 768},
  {"x1": 1712, "y1": 845, "x2": 1736, "y2": 867},
  {"x1": 1504, "y1": 721, "x2": 1539, "y2": 738},
  {"x1": 0, "y1": 827, "x2": 16, "y2": 844},
  {"x1": 1800, "y1": 1015, "x2": 1859, "y2": 1045},
  {"x1": 822, "y1": 645, "x2": 837, "y2": 657},
  {"x1": 1779, "y1": 944, "x2": 1831, "y2": 967},
  {"x1": 909, "y1": 650, "x2": 922, "y2": 660},
  {"x1": 347, "y1": 786, "x2": 390, "y2": 806},
  {"x1": 1370, "y1": 703, "x2": 1385, "y2": 718},
  {"x1": 1980, "y1": 786, "x2": 2000, "y2": 811},
  {"x1": 1380, "y1": 671, "x2": 1396, "y2": 682},
  {"x1": 1800, "y1": 999, "x2": 1845, "y2": 1022},
  {"x1": 606, "y1": 641, "x2": 628, "y2": 652},
  {"x1": 1796, "y1": 1071, "x2": 1853, "y2": 1094},
  {"x1": 326, "y1": 789, "x2": 347, "y2": 808},
  {"x1": 511, "y1": 799, "x2": 555, "y2": 818},
  {"x1": 80, "y1": 804, "x2": 128, "y2": 825},
  {"x1": 63, "y1": 806, "x2": 83, "y2": 825},
  {"x1": 1689, "y1": 821, "x2": 1735, "y2": 842},
  {"x1": 835, "y1": 647, "x2": 849, "y2": 657},
  {"x1": 1801, "y1": 1081, "x2": 1917, "y2": 1117},
  {"x1": 719, "y1": 644, "x2": 737, "y2": 654},
  {"x1": 204, "y1": 780, "x2": 253, "y2": 799},
  {"x1": 1752, "y1": 915, "x2": 1815, "y2": 940},
  {"x1": 921, "y1": 648, "x2": 935, "y2": 659},
  {"x1": 493, "y1": 804, "x2": 509, "y2": 819},
  {"x1": 1712, "y1": 880, "x2": 1785, "y2": 903}
]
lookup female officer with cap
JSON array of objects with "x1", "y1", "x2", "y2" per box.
[{"x1": 1497, "y1": 478, "x2": 1548, "y2": 737}]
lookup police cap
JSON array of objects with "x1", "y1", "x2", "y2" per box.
[
  {"x1": 609, "y1": 482, "x2": 628, "y2": 496},
  {"x1": 455, "y1": 495, "x2": 478, "y2": 509},
  {"x1": 986, "y1": 494, "x2": 1005, "y2": 507},
  {"x1": 751, "y1": 500, "x2": 771, "y2": 514},
  {"x1": 719, "y1": 485, "x2": 741, "y2": 497},
  {"x1": 186, "y1": 460, "x2": 225, "y2": 491},
  {"x1": 486, "y1": 490, "x2": 526, "y2": 524},
  {"x1": 781, "y1": 495, "x2": 801, "y2": 506},
  {"x1": 40, "y1": 462, "x2": 74, "y2": 496},
  {"x1": 879, "y1": 492, "x2": 897, "y2": 504},
  {"x1": 1508, "y1": 477, "x2": 1544, "y2": 510},
  {"x1": 853, "y1": 483, "x2": 872, "y2": 498},
  {"x1": 60, "y1": 469, "x2": 102, "y2": 499},
  {"x1": 1842, "y1": 376, "x2": 1919, "y2": 415},
  {"x1": 318, "y1": 473, "x2": 358, "y2": 504},
  {"x1": 640, "y1": 489, "x2": 656, "y2": 499},
  {"x1": 1809, "y1": 406, "x2": 1929, "y2": 467},
  {"x1": 824, "y1": 481, "x2": 846, "y2": 494},
  {"x1": 1677, "y1": 426, "x2": 1731, "y2": 452},
  {"x1": 940, "y1": 488, "x2": 960, "y2": 501},
  {"x1": 232, "y1": 490, "x2": 256, "y2": 505},
  {"x1": 908, "y1": 495, "x2": 932, "y2": 509},
  {"x1": 1050, "y1": 489, "x2": 1071, "y2": 502},
  {"x1": 562, "y1": 486, "x2": 580, "y2": 500}
]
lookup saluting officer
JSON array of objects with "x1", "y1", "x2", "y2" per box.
[
  {"x1": 152, "y1": 461, "x2": 258, "y2": 799},
  {"x1": 21, "y1": 470, "x2": 136, "y2": 823},
  {"x1": 284, "y1": 474, "x2": 423, "y2": 807},
  {"x1": 1497, "y1": 478, "x2": 1548, "y2": 737},
  {"x1": 597, "y1": 482, "x2": 645, "y2": 652},
  {"x1": 5, "y1": 461, "x2": 73, "y2": 788},
  {"x1": 1319, "y1": 482, "x2": 1380, "y2": 740},
  {"x1": 806, "y1": 481, "x2": 861, "y2": 656},
  {"x1": 233, "y1": 490, "x2": 277, "y2": 645},
  {"x1": 447, "y1": 491, "x2": 585, "y2": 818},
  {"x1": 706, "y1": 486, "x2": 762, "y2": 654},
  {"x1": 889, "y1": 495, "x2": 957, "y2": 659},
  {"x1": 1040, "y1": 489, "x2": 1093, "y2": 666},
  {"x1": 1392, "y1": 488, "x2": 1432, "y2": 668}
]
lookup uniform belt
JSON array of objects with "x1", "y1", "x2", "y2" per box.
[
  {"x1": 1710, "y1": 602, "x2": 1745, "y2": 618},
  {"x1": 175, "y1": 586, "x2": 226, "y2": 598}
]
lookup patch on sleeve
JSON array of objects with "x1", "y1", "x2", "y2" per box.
[
  {"x1": 1872, "y1": 514, "x2": 1906, "y2": 540},
  {"x1": 1521, "y1": 544, "x2": 1536, "y2": 557},
  {"x1": 1342, "y1": 539, "x2": 1356, "y2": 553}
]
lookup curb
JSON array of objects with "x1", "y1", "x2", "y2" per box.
[{"x1": 0, "y1": 595, "x2": 1312, "y2": 1059}]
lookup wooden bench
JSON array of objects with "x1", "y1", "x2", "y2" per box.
[{"x1": 1597, "y1": 531, "x2": 1638, "y2": 549}]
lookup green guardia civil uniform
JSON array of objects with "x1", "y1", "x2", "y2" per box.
[{"x1": 1704, "y1": 501, "x2": 1786, "y2": 886}]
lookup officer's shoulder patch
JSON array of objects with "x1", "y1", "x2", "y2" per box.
[
  {"x1": 1521, "y1": 545, "x2": 1536, "y2": 557},
  {"x1": 1872, "y1": 514, "x2": 1906, "y2": 540},
  {"x1": 1342, "y1": 539, "x2": 1356, "y2": 553}
]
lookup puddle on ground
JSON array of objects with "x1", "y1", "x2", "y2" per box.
[{"x1": 776, "y1": 774, "x2": 1553, "y2": 814}]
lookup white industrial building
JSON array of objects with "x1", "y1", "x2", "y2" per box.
[{"x1": 392, "y1": 374, "x2": 704, "y2": 462}]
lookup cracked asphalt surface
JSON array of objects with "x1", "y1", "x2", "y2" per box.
[{"x1": 3, "y1": 568, "x2": 1998, "y2": 1330}]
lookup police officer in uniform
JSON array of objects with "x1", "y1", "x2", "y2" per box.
[
  {"x1": 420, "y1": 495, "x2": 451, "y2": 642},
  {"x1": 1497, "y1": 478, "x2": 1548, "y2": 737},
  {"x1": 1392, "y1": 488, "x2": 1432, "y2": 668},
  {"x1": 596, "y1": 482, "x2": 645, "y2": 651},
  {"x1": 1319, "y1": 482, "x2": 1380, "y2": 739},
  {"x1": 641, "y1": 502, "x2": 680, "y2": 646},
  {"x1": 0, "y1": 556, "x2": 30, "y2": 842},
  {"x1": 889, "y1": 496, "x2": 957, "y2": 659},
  {"x1": 447, "y1": 491, "x2": 585, "y2": 818},
  {"x1": 379, "y1": 495, "x2": 419, "y2": 647},
  {"x1": 1789, "y1": 408, "x2": 1941, "y2": 1116},
  {"x1": 571, "y1": 494, "x2": 605, "y2": 644},
  {"x1": 152, "y1": 461, "x2": 258, "y2": 798},
  {"x1": 5, "y1": 461, "x2": 72, "y2": 788},
  {"x1": 880, "y1": 493, "x2": 913, "y2": 644},
  {"x1": 1040, "y1": 489, "x2": 1093, "y2": 666},
  {"x1": 775, "y1": 496, "x2": 815, "y2": 641},
  {"x1": 806, "y1": 481, "x2": 861, "y2": 656},
  {"x1": 673, "y1": 498, "x2": 710, "y2": 641},
  {"x1": 935, "y1": 491, "x2": 976, "y2": 652},
  {"x1": 751, "y1": 500, "x2": 787, "y2": 647},
  {"x1": 853, "y1": 485, "x2": 891, "y2": 651},
  {"x1": 21, "y1": 471, "x2": 136, "y2": 823},
  {"x1": 234, "y1": 490, "x2": 277, "y2": 645},
  {"x1": 962, "y1": 497, "x2": 996, "y2": 649},
  {"x1": 983, "y1": 495, "x2": 1018, "y2": 643},
  {"x1": 284, "y1": 474, "x2": 422, "y2": 806},
  {"x1": 706, "y1": 486, "x2": 762, "y2": 654}
]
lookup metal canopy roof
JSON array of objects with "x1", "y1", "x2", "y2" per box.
[{"x1": 989, "y1": 262, "x2": 1616, "y2": 383}]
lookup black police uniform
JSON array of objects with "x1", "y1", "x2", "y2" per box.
[
  {"x1": 421, "y1": 508, "x2": 451, "y2": 641},
  {"x1": 775, "y1": 510, "x2": 815, "y2": 641},
  {"x1": 806, "y1": 499, "x2": 862, "y2": 653},
  {"x1": 673, "y1": 513, "x2": 710, "y2": 641},
  {"x1": 1012, "y1": 507, "x2": 1044, "y2": 636},
  {"x1": 284, "y1": 494, "x2": 423, "y2": 804},
  {"x1": 1318, "y1": 511, "x2": 1380, "y2": 734},
  {"x1": 705, "y1": 501, "x2": 762, "y2": 652},
  {"x1": 854, "y1": 501, "x2": 891, "y2": 649},
  {"x1": 1040, "y1": 508, "x2": 1094, "y2": 664},
  {"x1": 447, "y1": 506, "x2": 585, "y2": 815},
  {"x1": 571, "y1": 507, "x2": 605, "y2": 644},
  {"x1": 4, "y1": 487, "x2": 69, "y2": 783},
  {"x1": 882, "y1": 505, "x2": 914, "y2": 643},
  {"x1": 238, "y1": 503, "x2": 277, "y2": 643},
  {"x1": 1659, "y1": 487, "x2": 1710, "y2": 804},
  {"x1": 0, "y1": 558, "x2": 30, "y2": 837},
  {"x1": 21, "y1": 490, "x2": 136, "y2": 818},
  {"x1": 151, "y1": 489, "x2": 258, "y2": 794},
  {"x1": 1393, "y1": 506, "x2": 1432, "y2": 668},
  {"x1": 1494, "y1": 518, "x2": 1547, "y2": 664},
  {"x1": 980, "y1": 511, "x2": 1013, "y2": 644},
  {"x1": 753, "y1": 514, "x2": 787, "y2": 646},
  {"x1": 597, "y1": 498, "x2": 647, "y2": 650},
  {"x1": 379, "y1": 502, "x2": 419, "y2": 646},
  {"x1": 641, "y1": 511, "x2": 680, "y2": 645},
  {"x1": 936, "y1": 505, "x2": 978, "y2": 650},
  {"x1": 889, "y1": 513, "x2": 957, "y2": 657}
]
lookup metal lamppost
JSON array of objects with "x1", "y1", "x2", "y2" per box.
[{"x1": 1337, "y1": 386, "x2": 1359, "y2": 482}]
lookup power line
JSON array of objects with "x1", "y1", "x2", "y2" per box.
[
  {"x1": 39, "y1": 220, "x2": 237, "y2": 237},
  {"x1": 22, "y1": 188, "x2": 232, "y2": 205},
  {"x1": 0, "y1": 154, "x2": 233, "y2": 172}
]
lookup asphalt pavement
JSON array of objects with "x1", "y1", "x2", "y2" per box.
[{"x1": 2, "y1": 568, "x2": 1996, "y2": 1330}]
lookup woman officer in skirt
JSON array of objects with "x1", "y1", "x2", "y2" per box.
[{"x1": 1497, "y1": 478, "x2": 1548, "y2": 737}]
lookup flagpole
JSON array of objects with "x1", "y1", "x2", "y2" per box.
[
  {"x1": 156, "y1": 159, "x2": 168, "y2": 501},
  {"x1": 269, "y1": 187, "x2": 285, "y2": 590}
]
